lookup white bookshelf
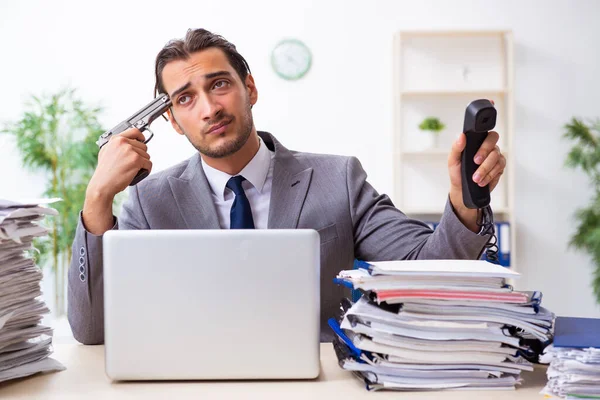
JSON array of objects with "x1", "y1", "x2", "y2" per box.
[{"x1": 392, "y1": 30, "x2": 516, "y2": 271}]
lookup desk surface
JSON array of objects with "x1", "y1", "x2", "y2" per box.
[{"x1": 1, "y1": 343, "x2": 547, "y2": 399}]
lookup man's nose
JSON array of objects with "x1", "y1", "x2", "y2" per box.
[{"x1": 200, "y1": 94, "x2": 223, "y2": 121}]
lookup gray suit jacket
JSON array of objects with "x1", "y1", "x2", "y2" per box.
[{"x1": 68, "y1": 131, "x2": 490, "y2": 344}]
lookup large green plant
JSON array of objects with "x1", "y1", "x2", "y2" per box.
[
  {"x1": 2, "y1": 88, "x2": 105, "y2": 316},
  {"x1": 563, "y1": 117, "x2": 600, "y2": 305}
]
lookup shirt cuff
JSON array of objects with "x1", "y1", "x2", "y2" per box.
[
  {"x1": 79, "y1": 210, "x2": 118, "y2": 236},
  {"x1": 444, "y1": 196, "x2": 491, "y2": 239}
]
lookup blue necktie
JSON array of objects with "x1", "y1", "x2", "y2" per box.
[{"x1": 226, "y1": 176, "x2": 255, "y2": 229}]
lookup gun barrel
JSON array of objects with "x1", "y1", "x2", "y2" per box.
[
  {"x1": 127, "y1": 94, "x2": 171, "y2": 125},
  {"x1": 97, "y1": 94, "x2": 172, "y2": 148}
]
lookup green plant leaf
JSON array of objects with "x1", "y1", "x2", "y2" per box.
[
  {"x1": 564, "y1": 117, "x2": 600, "y2": 305},
  {"x1": 419, "y1": 117, "x2": 445, "y2": 133},
  {"x1": 1, "y1": 88, "x2": 107, "y2": 304}
]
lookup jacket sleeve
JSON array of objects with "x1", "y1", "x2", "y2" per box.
[
  {"x1": 347, "y1": 156, "x2": 491, "y2": 261},
  {"x1": 67, "y1": 185, "x2": 149, "y2": 345}
]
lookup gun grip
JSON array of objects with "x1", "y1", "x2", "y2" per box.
[
  {"x1": 129, "y1": 169, "x2": 150, "y2": 186},
  {"x1": 461, "y1": 132, "x2": 490, "y2": 209}
]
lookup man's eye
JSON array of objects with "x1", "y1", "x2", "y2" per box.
[
  {"x1": 177, "y1": 95, "x2": 191, "y2": 105},
  {"x1": 213, "y1": 80, "x2": 229, "y2": 89}
]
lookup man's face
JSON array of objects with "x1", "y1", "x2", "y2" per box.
[{"x1": 162, "y1": 47, "x2": 257, "y2": 158}]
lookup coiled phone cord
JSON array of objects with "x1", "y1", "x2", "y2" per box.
[{"x1": 477, "y1": 205, "x2": 499, "y2": 263}]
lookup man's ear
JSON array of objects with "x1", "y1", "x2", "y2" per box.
[
  {"x1": 167, "y1": 109, "x2": 184, "y2": 136},
  {"x1": 245, "y1": 74, "x2": 258, "y2": 107}
]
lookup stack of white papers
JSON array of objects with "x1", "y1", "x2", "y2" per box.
[
  {"x1": 0, "y1": 198, "x2": 65, "y2": 383},
  {"x1": 541, "y1": 346, "x2": 600, "y2": 399},
  {"x1": 540, "y1": 316, "x2": 600, "y2": 399},
  {"x1": 330, "y1": 260, "x2": 553, "y2": 391}
]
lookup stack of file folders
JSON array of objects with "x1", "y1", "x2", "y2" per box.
[
  {"x1": 329, "y1": 259, "x2": 554, "y2": 391},
  {"x1": 0, "y1": 198, "x2": 65, "y2": 383},
  {"x1": 541, "y1": 316, "x2": 600, "y2": 399}
]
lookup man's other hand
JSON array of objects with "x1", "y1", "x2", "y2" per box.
[{"x1": 447, "y1": 118, "x2": 506, "y2": 232}]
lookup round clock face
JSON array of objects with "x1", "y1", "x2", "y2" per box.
[{"x1": 271, "y1": 39, "x2": 312, "y2": 80}]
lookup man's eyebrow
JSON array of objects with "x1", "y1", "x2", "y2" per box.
[
  {"x1": 169, "y1": 71, "x2": 233, "y2": 99},
  {"x1": 205, "y1": 70, "x2": 233, "y2": 80},
  {"x1": 170, "y1": 82, "x2": 191, "y2": 99}
]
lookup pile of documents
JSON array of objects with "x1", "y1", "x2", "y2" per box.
[
  {"x1": 0, "y1": 198, "x2": 65, "y2": 383},
  {"x1": 329, "y1": 259, "x2": 553, "y2": 391},
  {"x1": 541, "y1": 316, "x2": 600, "y2": 399}
]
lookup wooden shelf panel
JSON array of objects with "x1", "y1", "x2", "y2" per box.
[
  {"x1": 399, "y1": 30, "x2": 511, "y2": 38},
  {"x1": 401, "y1": 89, "x2": 508, "y2": 96},
  {"x1": 400, "y1": 150, "x2": 510, "y2": 157},
  {"x1": 401, "y1": 149, "x2": 448, "y2": 156}
]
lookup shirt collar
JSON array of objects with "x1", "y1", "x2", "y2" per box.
[{"x1": 201, "y1": 138, "x2": 272, "y2": 201}]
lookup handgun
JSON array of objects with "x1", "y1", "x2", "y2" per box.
[{"x1": 96, "y1": 93, "x2": 172, "y2": 186}]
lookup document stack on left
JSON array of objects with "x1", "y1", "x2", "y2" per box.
[
  {"x1": 0, "y1": 198, "x2": 65, "y2": 383},
  {"x1": 329, "y1": 259, "x2": 553, "y2": 391}
]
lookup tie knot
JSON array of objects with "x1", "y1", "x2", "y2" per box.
[{"x1": 226, "y1": 175, "x2": 247, "y2": 195}]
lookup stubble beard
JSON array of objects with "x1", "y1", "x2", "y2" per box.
[{"x1": 182, "y1": 106, "x2": 254, "y2": 159}]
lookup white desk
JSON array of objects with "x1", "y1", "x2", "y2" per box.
[{"x1": 0, "y1": 344, "x2": 547, "y2": 399}]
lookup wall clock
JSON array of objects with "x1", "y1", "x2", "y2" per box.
[{"x1": 271, "y1": 39, "x2": 312, "y2": 81}]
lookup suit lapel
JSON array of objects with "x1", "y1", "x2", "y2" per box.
[
  {"x1": 166, "y1": 132, "x2": 312, "y2": 230},
  {"x1": 167, "y1": 153, "x2": 220, "y2": 229},
  {"x1": 261, "y1": 132, "x2": 313, "y2": 229}
]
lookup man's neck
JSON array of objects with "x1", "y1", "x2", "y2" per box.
[{"x1": 201, "y1": 130, "x2": 261, "y2": 176}]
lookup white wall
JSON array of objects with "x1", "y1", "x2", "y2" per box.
[{"x1": 1, "y1": 0, "x2": 599, "y2": 321}]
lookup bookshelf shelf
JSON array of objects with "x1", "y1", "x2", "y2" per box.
[
  {"x1": 401, "y1": 89, "x2": 507, "y2": 97},
  {"x1": 393, "y1": 30, "x2": 515, "y2": 270},
  {"x1": 400, "y1": 150, "x2": 510, "y2": 157}
]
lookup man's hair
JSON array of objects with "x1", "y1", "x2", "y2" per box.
[{"x1": 154, "y1": 28, "x2": 251, "y2": 96}]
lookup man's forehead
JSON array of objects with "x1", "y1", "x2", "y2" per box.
[{"x1": 162, "y1": 48, "x2": 236, "y2": 92}]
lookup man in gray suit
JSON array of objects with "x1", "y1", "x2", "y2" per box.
[{"x1": 68, "y1": 29, "x2": 506, "y2": 344}]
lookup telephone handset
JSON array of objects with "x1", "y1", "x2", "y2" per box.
[{"x1": 461, "y1": 99, "x2": 497, "y2": 209}]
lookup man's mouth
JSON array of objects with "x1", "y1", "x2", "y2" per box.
[{"x1": 206, "y1": 120, "x2": 231, "y2": 135}]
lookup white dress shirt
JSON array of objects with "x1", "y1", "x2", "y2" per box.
[{"x1": 201, "y1": 138, "x2": 274, "y2": 229}]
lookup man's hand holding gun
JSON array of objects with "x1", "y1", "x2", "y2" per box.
[{"x1": 83, "y1": 94, "x2": 171, "y2": 235}]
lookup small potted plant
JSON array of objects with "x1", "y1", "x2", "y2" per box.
[{"x1": 419, "y1": 117, "x2": 446, "y2": 149}]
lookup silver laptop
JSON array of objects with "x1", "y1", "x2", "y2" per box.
[{"x1": 103, "y1": 229, "x2": 320, "y2": 381}]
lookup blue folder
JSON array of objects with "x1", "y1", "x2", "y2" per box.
[{"x1": 554, "y1": 316, "x2": 600, "y2": 348}]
